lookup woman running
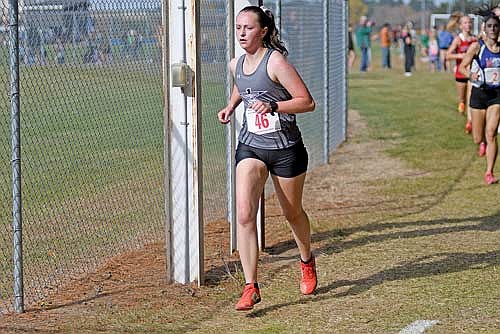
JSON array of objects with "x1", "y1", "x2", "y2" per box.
[
  {"x1": 460, "y1": 6, "x2": 500, "y2": 184},
  {"x1": 218, "y1": 6, "x2": 317, "y2": 310},
  {"x1": 447, "y1": 15, "x2": 477, "y2": 133}
]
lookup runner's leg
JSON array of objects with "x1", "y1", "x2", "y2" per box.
[
  {"x1": 236, "y1": 158, "x2": 269, "y2": 283},
  {"x1": 484, "y1": 105, "x2": 500, "y2": 174},
  {"x1": 471, "y1": 107, "x2": 486, "y2": 145},
  {"x1": 271, "y1": 172, "x2": 311, "y2": 261}
]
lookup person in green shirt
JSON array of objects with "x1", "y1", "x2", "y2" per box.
[
  {"x1": 420, "y1": 30, "x2": 430, "y2": 58},
  {"x1": 355, "y1": 16, "x2": 372, "y2": 72}
]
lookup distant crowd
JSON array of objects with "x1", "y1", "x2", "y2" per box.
[
  {"x1": 349, "y1": 5, "x2": 500, "y2": 186},
  {"x1": 348, "y1": 15, "x2": 470, "y2": 76}
]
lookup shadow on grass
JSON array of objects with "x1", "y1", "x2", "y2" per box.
[
  {"x1": 265, "y1": 211, "x2": 500, "y2": 260},
  {"x1": 248, "y1": 249, "x2": 500, "y2": 318},
  {"x1": 267, "y1": 150, "x2": 479, "y2": 257},
  {"x1": 20, "y1": 284, "x2": 156, "y2": 313},
  {"x1": 207, "y1": 211, "x2": 500, "y2": 286}
]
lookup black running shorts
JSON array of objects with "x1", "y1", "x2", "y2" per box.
[
  {"x1": 235, "y1": 140, "x2": 308, "y2": 178},
  {"x1": 470, "y1": 86, "x2": 500, "y2": 109}
]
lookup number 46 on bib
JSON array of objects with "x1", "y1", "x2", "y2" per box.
[{"x1": 246, "y1": 108, "x2": 281, "y2": 135}]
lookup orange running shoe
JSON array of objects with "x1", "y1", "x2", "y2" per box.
[
  {"x1": 465, "y1": 121, "x2": 472, "y2": 134},
  {"x1": 235, "y1": 284, "x2": 261, "y2": 311},
  {"x1": 300, "y1": 255, "x2": 317, "y2": 295},
  {"x1": 478, "y1": 142, "x2": 487, "y2": 157},
  {"x1": 485, "y1": 172, "x2": 498, "y2": 185},
  {"x1": 458, "y1": 102, "x2": 465, "y2": 114}
]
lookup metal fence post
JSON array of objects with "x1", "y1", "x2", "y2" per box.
[
  {"x1": 323, "y1": 0, "x2": 330, "y2": 163},
  {"x1": 276, "y1": 0, "x2": 281, "y2": 33},
  {"x1": 9, "y1": 0, "x2": 24, "y2": 314},
  {"x1": 161, "y1": 0, "x2": 172, "y2": 284},
  {"x1": 226, "y1": 0, "x2": 237, "y2": 253},
  {"x1": 344, "y1": 0, "x2": 349, "y2": 141},
  {"x1": 168, "y1": 0, "x2": 203, "y2": 285}
]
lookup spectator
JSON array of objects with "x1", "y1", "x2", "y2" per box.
[
  {"x1": 55, "y1": 38, "x2": 65, "y2": 64},
  {"x1": 355, "y1": 16, "x2": 372, "y2": 72},
  {"x1": 437, "y1": 24, "x2": 454, "y2": 71},
  {"x1": 420, "y1": 29, "x2": 429, "y2": 58},
  {"x1": 404, "y1": 33, "x2": 415, "y2": 76},
  {"x1": 428, "y1": 29, "x2": 440, "y2": 72},
  {"x1": 380, "y1": 23, "x2": 391, "y2": 69}
]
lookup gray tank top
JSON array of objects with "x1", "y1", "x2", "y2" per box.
[{"x1": 235, "y1": 48, "x2": 302, "y2": 149}]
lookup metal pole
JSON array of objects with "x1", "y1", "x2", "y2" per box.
[
  {"x1": 72, "y1": 11, "x2": 76, "y2": 63},
  {"x1": 421, "y1": 0, "x2": 426, "y2": 32},
  {"x1": 9, "y1": 0, "x2": 24, "y2": 314},
  {"x1": 161, "y1": 0, "x2": 172, "y2": 284},
  {"x1": 169, "y1": 0, "x2": 203, "y2": 285},
  {"x1": 39, "y1": 28, "x2": 45, "y2": 65},
  {"x1": 192, "y1": 0, "x2": 204, "y2": 286},
  {"x1": 323, "y1": 0, "x2": 329, "y2": 164},
  {"x1": 181, "y1": 0, "x2": 190, "y2": 287},
  {"x1": 344, "y1": 0, "x2": 349, "y2": 141},
  {"x1": 276, "y1": 0, "x2": 281, "y2": 33},
  {"x1": 256, "y1": 0, "x2": 264, "y2": 251},
  {"x1": 226, "y1": 0, "x2": 237, "y2": 253}
]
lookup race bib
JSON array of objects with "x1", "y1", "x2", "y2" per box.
[
  {"x1": 484, "y1": 67, "x2": 500, "y2": 86},
  {"x1": 246, "y1": 108, "x2": 281, "y2": 135}
]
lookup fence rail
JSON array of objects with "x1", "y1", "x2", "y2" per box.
[{"x1": 1, "y1": 0, "x2": 347, "y2": 313}]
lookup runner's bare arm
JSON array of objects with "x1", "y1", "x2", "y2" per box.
[{"x1": 446, "y1": 37, "x2": 461, "y2": 60}]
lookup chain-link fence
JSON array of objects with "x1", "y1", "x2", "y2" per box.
[
  {"x1": 1, "y1": 0, "x2": 347, "y2": 313},
  {"x1": 264, "y1": 0, "x2": 347, "y2": 168},
  {"x1": 200, "y1": 0, "x2": 228, "y2": 222},
  {"x1": 1, "y1": 0, "x2": 166, "y2": 314}
]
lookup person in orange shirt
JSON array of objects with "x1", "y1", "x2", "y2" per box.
[{"x1": 380, "y1": 23, "x2": 392, "y2": 69}]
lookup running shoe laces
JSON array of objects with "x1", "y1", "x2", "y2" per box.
[
  {"x1": 300, "y1": 255, "x2": 317, "y2": 295},
  {"x1": 235, "y1": 284, "x2": 261, "y2": 311},
  {"x1": 485, "y1": 172, "x2": 498, "y2": 185}
]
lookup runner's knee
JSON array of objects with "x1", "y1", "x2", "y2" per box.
[
  {"x1": 237, "y1": 205, "x2": 258, "y2": 227},
  {"x1": 485, "y1": 128, "x2": 498, "y2": 143}
]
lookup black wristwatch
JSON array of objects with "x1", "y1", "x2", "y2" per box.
[{"x1": 269, "y1": 101, "x2": 278, "y2": 115}]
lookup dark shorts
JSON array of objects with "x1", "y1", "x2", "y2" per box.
[
  {"x1": 470, "y1": 86, "x2": 500, "y2": 109},
  {"x1": 235, "y1": 140, "x2": 308, "y2": 178},
  {"x1": 455, "y1": 77, "x2": 469, "y2": 83}
]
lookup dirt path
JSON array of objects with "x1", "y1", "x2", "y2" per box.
[{"x1": 0, "y1": 110, "x2": 421, "y2": 333}]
